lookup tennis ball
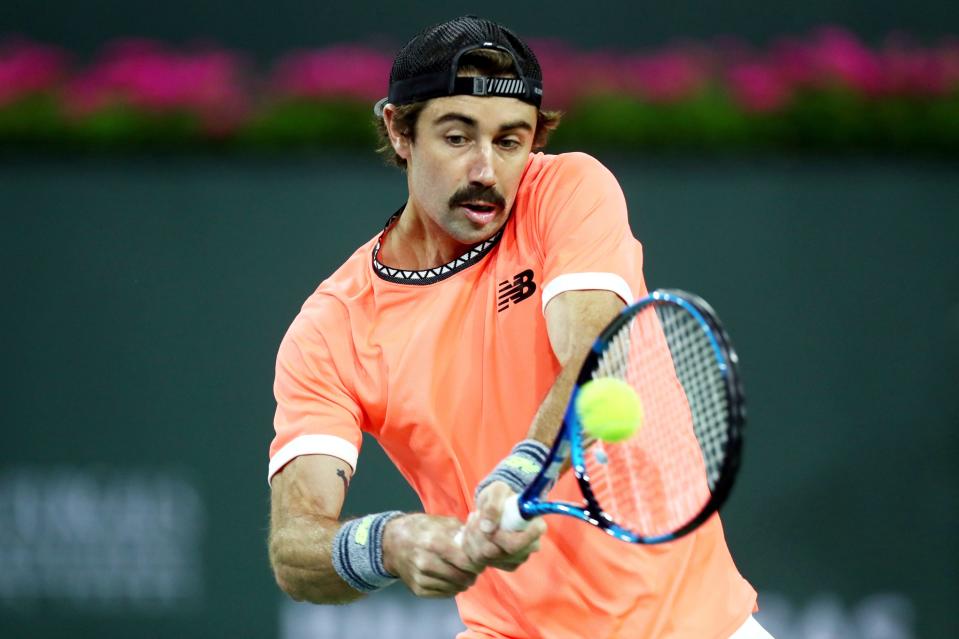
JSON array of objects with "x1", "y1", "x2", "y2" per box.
[{"x1": 575, "y1": 377, "x2": 644, "y2": 443}]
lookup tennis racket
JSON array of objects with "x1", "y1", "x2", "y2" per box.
[{"x1": 499, "y1": 289, "x2": 745, "y2": 544}]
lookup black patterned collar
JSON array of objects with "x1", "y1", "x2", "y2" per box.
[{"x1": 371, "y1": 208, "x2": 504, "y2": 285}]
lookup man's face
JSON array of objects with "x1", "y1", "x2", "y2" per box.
[{"x1": 400, "y1": 95, "x2": 537, "y2": 249}]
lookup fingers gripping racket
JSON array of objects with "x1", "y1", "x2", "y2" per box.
[{"x1": 501, "y1": 289, "x2": 745, "y2": 544}]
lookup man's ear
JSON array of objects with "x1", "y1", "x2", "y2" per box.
[{"x1": 382, "y1": 104, "x2": 412, "y2": 162}]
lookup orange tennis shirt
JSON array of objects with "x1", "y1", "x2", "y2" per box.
[{"x1": 270, "y1": 152, "x2": 757, "y2": 639}]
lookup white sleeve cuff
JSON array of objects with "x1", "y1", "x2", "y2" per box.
[
  {"x1": 541, "y1": 272, "x2": 635, "y2": 313},
  {"x1": 268, "y1": 434, "x2": 359, "y2": 484}
]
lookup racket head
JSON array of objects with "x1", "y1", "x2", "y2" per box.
[{"x1": 517, "y1": 289, "x2": 745, "y2": 544}]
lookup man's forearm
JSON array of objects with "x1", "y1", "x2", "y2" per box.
[
  {"x1": 524, "y1": 355, "x2": 583, "y2": 445},
  {"x1": 526, "y1": 290, "x2": 625, "y2": 446},
  {"x1": 268, "y1": 514, "x2": 362, "y2": 604}
]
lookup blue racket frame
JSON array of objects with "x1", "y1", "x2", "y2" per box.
[{"x1": 515, "y1": 289, "x2": 746, "y2": 544}]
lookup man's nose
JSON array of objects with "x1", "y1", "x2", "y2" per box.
[{"x1": 467, "y1": 144, "x2": 496, "y2": 187}]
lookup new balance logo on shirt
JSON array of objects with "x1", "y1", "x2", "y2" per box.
[{"x1": 498, "y1": 269, "x2": 537, "y2": 312}]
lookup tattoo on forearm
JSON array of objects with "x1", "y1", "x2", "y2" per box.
[{"x1": 336, "y1": 469, "x2": 350, "y2": 492}]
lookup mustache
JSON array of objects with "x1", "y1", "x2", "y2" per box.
[{"x1": 448, "y1": 185, "x2": 506, "y2": 209}]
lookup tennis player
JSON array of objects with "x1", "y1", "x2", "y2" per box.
[{"x1": 268, "y1": 15, "x2": 771, "y2": 639}]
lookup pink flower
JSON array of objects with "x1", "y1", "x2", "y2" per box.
[
  {"x1": 939, "y1": 39, "x2": 959, "y2": 91},
  {"x1": 619, "y1": 47, "x2": 710, "y2": 103},
  {"x1": 0, "y1": 38, "x2": 69, "y2": 106},
  {"x1": 64, "y1": 39, "x2": 249, "y2": 135},
  {"x1": 727, "y1": 62, "x2": 792, "y2": 112},
  {"x1": 527, "y1": 40, "x2": 578, "y2": 109},
  {"x1": 767, "y1": 36, "x2": 820, "y2": 88},
  {"x1": 270, "y1": 46, "x2": 391, "y2": 102},
  {"x1": 806, "y1": 26, "x2": 885, "y2": 94},
  {"x1": 753, "y1": 29, "x2": 959, "y2": 100},
  {"x1": 528, "y1": 40, "x2": 609, "y2": 110},
  {"x1": 538, "y1": 40, "x2": 713, "y2": 106},
  {"x1": 880, "y1": 40, "x2": 941, "y2": 96}
]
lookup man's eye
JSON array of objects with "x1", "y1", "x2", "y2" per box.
[
  {"x1": 499, "y1": 139, "x2": 520, "y2": 149},
  {"x1": 446, "y1": 135, "x2": 467, "y2": 145}
]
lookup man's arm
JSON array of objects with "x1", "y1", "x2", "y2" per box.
[
  {"x1": 460, "y1": 289, "x2": 625, "y2": 564},
  {"x1": 269, "y1": 454, "x2": 483, "y2": 602},
  {"x1": 269, "y1": 454, "x2": 362, "y2": 603}
]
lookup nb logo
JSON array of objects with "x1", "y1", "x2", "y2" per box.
[{"x1": 498, "y1": 269, "x2": 537, "y2": 312}]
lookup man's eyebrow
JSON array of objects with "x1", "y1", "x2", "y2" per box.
[
  {"x1": 432, "y1": 113, "x2": 534, "y2": 134},
  {"x1": 433, "y1": 113, "x2": 477, "y2": 127},
  {"x1": 498, "y1": 120, "x2": 534, "y2": 133}
]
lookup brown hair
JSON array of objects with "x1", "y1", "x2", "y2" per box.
[{"x1": 374, "y1": 48, "x2": 561, "y2": 169}]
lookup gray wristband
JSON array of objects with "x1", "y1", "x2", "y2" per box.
[
  {"x1": 475, "y1": 439, "x2": 550, "y2": 500},
  {"x1": 332, "y1": 510, "x2": 404, "y2": 593}
]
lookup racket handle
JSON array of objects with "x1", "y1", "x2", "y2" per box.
[{"x1": 499, "y1": 493, "x2": 530, "y2": 531}]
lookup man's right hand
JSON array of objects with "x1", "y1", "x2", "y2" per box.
[
  {"x1": 458, "y1": 481, "x2": 547, "y2": 572},
  {"x1": 382, "y1": 513, "x2": 484, "y2": 598}
]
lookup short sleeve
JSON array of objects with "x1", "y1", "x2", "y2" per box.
[
  {"x1": 268, "y1": 304, "x2": 365, "y2": 484},
  {"x1": 528, "y1": 152, "x2": 645, "y2": 311}
]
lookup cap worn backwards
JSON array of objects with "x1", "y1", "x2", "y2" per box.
[{"x1": 373, "y1": 15, "x2": 543, "y2": 117}]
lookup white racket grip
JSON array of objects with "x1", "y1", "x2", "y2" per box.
[{"x1": 499, "y1": 493, "x2": 530, "y2": 531}]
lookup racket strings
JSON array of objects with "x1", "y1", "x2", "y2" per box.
[
  {"x1": 658, "y1": 306, "x2": 730, "y2": 486},
  {"x1": 581, "y1": 304, "x2": 729, "y2": 538}
]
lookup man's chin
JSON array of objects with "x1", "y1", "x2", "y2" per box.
[{"x1": 454, "y1": 211, "x2": 508, "y2": 244}]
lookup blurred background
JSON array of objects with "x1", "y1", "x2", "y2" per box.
[{"x1": 2, "y1": 1, "x2": 957, "y2": 638}]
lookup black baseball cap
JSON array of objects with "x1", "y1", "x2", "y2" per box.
[{"x1": 373, "y1": 16, "x2": 543, "y2": 117}]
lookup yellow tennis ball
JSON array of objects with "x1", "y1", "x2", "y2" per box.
[{"x1": 575, "y1": 377, "x2": 644, "y2": 443}]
